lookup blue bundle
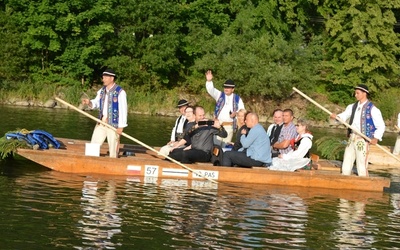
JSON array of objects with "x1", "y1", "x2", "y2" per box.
[{"x1": 6, "y1": 129, "x2": 60, "y2": 149}]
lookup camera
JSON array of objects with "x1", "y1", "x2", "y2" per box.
[{"x1": 198, "y1": 120, "x2": 214, "y2": 126}]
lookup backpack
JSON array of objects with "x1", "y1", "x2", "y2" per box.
[{"x1": 210, "y1": 144, "x2": 224, "y2": 166}]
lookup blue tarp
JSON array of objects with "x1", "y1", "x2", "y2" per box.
[{"x1": 6, "y1": 130, "x2": 60, "y2": 149}]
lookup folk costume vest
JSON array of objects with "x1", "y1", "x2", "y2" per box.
[
  {"x1": 174, "y1": 115, "x2": 188, "y2": 141},
  {"x1": 347, "y1": 101, "x2": 376, "y2": 139},
  {"x1": 99, "y1": 84, "x2": 122, "y2": 128},
  {"x1": 294, "y1": 136, "x2": 312, "y2": 158},
  {"x1": 214, "y1": 93, "x2": 240, "y2": 132},
  {"x1": 269, "y1": 124, "x2": 283, "y2": 145}
]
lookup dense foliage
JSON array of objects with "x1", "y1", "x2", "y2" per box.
[{"x1": 0, "y1": 0, "x2": 399, "y2": 101}]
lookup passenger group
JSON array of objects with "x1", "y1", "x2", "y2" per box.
[{"x1": 82, "y1": 69, "x2": 386, "y2": 176}]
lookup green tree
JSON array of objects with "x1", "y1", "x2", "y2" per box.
[
  {"x1": 313, "y1": 0, "x2": 400, "y2": 91},
  {"x1": 7, "y1": 0, "x2": 118, "y2": 86},
  {"x1": 191, "y1": 0, "x2": 323, "y2": 98},
  {"x1": 0, "y1": 4, "x2": 29, "y2": 88}
]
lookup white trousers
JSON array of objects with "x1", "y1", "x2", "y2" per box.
[
  {"x1": 342, "y1": 134, "x2": 369, "y2": 176},
  {"x1": 213, "y1": 125, "x2": 233, "y2": 148},
  {"x1": 91, "y1": 124, "x2": 120, "y2": 158},
  {"x1": 393, "y1": 135, "x2": 400, "y2": 155}
]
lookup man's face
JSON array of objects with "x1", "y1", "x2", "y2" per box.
[
  {"x1": 223, "y1": 87, "x2": 234, "y2": 96},
  {"x1": 245, "y1": 114, "x2": 255, "y2": 128},
  {"x1": 273, "y1": 111, "x2": 283, "y2": 125},
  {"x1": 355, "y1": 90, "x2": 367, "y2": 102},
  {"x1": 179, "y1": 105, "x2": 187, "y2": 115},
  {"x1": 102, "y1": 75, "x2": 114, "y2": 86},
  {"x1": 282, "y1": 111, "x2": 293, "y2": 124},
  {"x1": 195, "y1": 108, "x2": 205, "y2": 122}
]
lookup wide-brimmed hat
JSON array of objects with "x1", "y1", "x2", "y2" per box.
[
  {"x1": 102, "y1": 68, "x2": 116, "y2": 78},
  {"x1": 176, "y1": 99, "x2": 189, "y2": 108},
  {"x1": 355, "y1": 84, "x2": 369, "y2": 94},
  {"x1": 223, "y1": 79, "x2": 235, "y2": 88}
]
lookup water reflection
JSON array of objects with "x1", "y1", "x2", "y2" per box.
[
  {"x1": 0, "y1": 161, "x2": 397, "y2": 249},
  {"x1": 335, "y1": 199, "x2": 372, "y2": 248},
  {"x1": 78, "y1": 179, "x2": 122, "y2": 249},
  {"x1": 263, "y1": 193, "x2": 307, "y2": 247}
]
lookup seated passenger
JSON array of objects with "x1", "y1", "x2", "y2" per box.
[
  {"x1": 226, "y1": 109, "x2": 248, "y2": 151},
  {"x1": 272, "y1": 108, "x2": 297, "y2": 156},
  {"x1": 169, "y1": 106, "x2": 227, "y2": 164},
  {"x1": 158, "y1": 99, "x2": 189, "y2": 156},
  {"x1": 222, "y1": 112, "x2": 272, "y2": 168},
  {"x1": 159, "y1": 106, "x2": 195, "y2": 156},
  {"x1": 269, "y1": 118, "x2": 313, "y2": 171},
  {"x1": 266, "y1": 109, "x2": 284, "y2": 157}
]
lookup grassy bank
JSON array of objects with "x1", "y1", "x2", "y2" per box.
[{"x1": 1, "y1": 82, "x2": 400, "y2": 129}]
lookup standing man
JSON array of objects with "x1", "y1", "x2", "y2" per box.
[
  {"x1": 393, "y1": 112, "x2": 400, "y2": 155},
  {"x1": 82, "y1": 68, "x2": 127, "y2": 158},
  {"x1": 159, "y1": 99, "x2": 189, "y2": 156},
  {"x1": 330, "y1": 84, "x2": 385, "y2": 176},
  {"x1": 222, "y1": 112, "x2": 272, "y2": 167},
  {"x1": 205, "y1": 70, "x2": 245, "y2": 147},
  {"x1": 266, "y1": 109, "x2": 284, "y2": 157},
  {"x1": 272, "y1": 109, "x2": 297, "y2": 156}
]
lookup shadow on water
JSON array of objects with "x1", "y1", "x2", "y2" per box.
[{"x1": 0, "y1": 155, "x2": 50, "y2": 178}]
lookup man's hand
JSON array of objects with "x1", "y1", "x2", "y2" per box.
[
  {"x1": 116, "y1": 128, "x2": 123, "y2": 135},
  {"x1": 205, "y1": 70, "x2": 213, "y2": 82},
  {"x1": 370, "y1": 138, "x2": 378, "y2": 145},
  {"x1": 82, "y1": 98, "x2": 92, "y2": 108},
  {"x1": 213, "y1": 119, "x2": 221, "y2": 128}
]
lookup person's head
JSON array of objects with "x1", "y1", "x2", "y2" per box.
[
  {"x1": 245, "y1": 112, "x2": 259, "y2": 128},
  {"x1": 176, "y1": 99, "x2": 190, "y2": 115},
  {"x1": 102, "y1": 68, "x2": 116, "y2": 86},
  {"x1": 237, "y1": 109, "x2": 247, "y2": 127},
  {"x1": 282, "y1": 109, "x2": 294, "y2": 125},
  {"x1": 184, "y1": 106, "x2": 195, "y2": 121},
  {"x1": 354, "y1": 84, "x2": 369, "y2": 102},
  {"x1": 295, "y1": 118, "x2": 310, "y2": 134},
  {"x1": 223, "y1": 80, "x2": 235, "y2": 96},
  {"x1": 272, "y1": 109, "x2": 283, "y2": 125},
  {"x1": 194, "y1": 106, "x2": 206, "y2": 123}
]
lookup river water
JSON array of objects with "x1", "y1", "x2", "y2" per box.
[{"x1": 1, "y1": 105, "x2": 400, "y2": 249}]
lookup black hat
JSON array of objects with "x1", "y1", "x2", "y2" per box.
[
  {"x1": 355, "y1": 84, "x2": 369, "y2": 94},
  {"x1": 102, "y1": 68, "x2": 116, "y2": 78},
  {"x1": 176, "y1": 99, "x2": 189, "y2": 108},
  {"x1": 223, "y1": 79, "x2": 235, "y2": 88}
]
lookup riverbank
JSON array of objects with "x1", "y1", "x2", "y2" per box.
[{"x1": 0, "y1": 90, "x2": 397, "y2": 133}]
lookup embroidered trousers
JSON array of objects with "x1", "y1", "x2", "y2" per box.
[
  {"x1": 342, "y1": 134, "x2": 369, "y2": 176},
  {"x1": 393, "y1": 135, "x2": 400, "y2": 155},
  {"x1": 91, "y1": 124, "x2": 120, "y2": 158}
]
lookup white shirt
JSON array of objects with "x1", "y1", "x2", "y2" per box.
[
  {"x1": 170, "y1": 115, "x2": 187, "y2": 141},
  {"x1": 337, "y1": 100, "x2": 385, "y2": 140},
  {"x1": 206, "y1": 81, "x2": 245, "y2": 122},
  {"x1": 266, "y1": 123, "x2": 283, "y2": 137},
  {"x1": 90, "y1": 84, "x2": 128, "y2": 128},
  {"x1": 397, "y1": 113, "x2": 400, "y2": 128},
  {"x1": 282, "y1": 133, "x2": 313, "y2": 160}
]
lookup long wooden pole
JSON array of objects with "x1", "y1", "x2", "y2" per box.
[
  {"x1": 55, "y1": 97, "x2": 218, "y2": 184},
  {"x1": 292, "y1": 87, "x2": 400, "y2": 163}
]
